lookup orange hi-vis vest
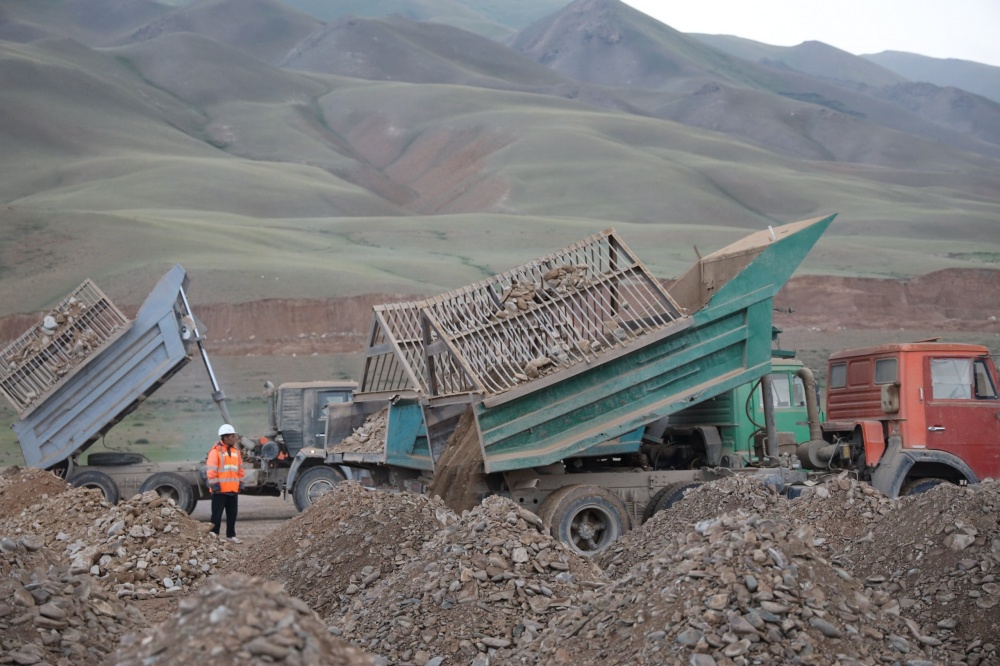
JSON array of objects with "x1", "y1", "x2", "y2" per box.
[{"x1": 207, "y1": 441, "x2": 244, "y2": 493}]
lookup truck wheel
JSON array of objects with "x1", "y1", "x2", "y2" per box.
[
  {"x1": 70, "y1": 471, "x2": 121, "y2": 505},
  {"x1": 538, "y1": 485, "x2": 630, "y2": 557},
  {"x1": 86, "y1": 452, "x2": 145, "y2": 466},
  {"x1": 139, "y1": 472, "x2": 196, "y2": 513},
  {"x1": 901, "y1": 477, "x2": 948, "y2": 496},
  {"x1": 642, "y1": 482, "x2": 701, "y2": 523},
  {"x1": 293, "y1": 466, "x2": 346, "y2": 512}
]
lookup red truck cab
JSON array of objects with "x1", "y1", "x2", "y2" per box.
[{"x1": 816, "y1": 342, "x2": 1000, "y2": 496}]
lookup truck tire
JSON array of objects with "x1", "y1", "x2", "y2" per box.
[
  {"x1": 901, "y1": 477, "x2": 948, "y2": 496},
  {"x1": 86, "y1": 452, "x2": 145, "y2": 466},
  {"x1": 139, "y1": 472, "x2": 196, "y2": 513},
  {"x1": 642, "y1": 482, "x2": 701, "y2": 523},
  {"x1": 293, "y1": 466, "x2": 346, "y2": 512},
  {"x1": 70, "y1": 471, "x2": 120, "y2": 505},
  {"x1": 537, "y1": 485, "x2": 630, "y2": 557}
]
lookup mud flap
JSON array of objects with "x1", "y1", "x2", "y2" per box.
[{"x1": 870, "y1": 439, "x2": 912, "y2": 498}]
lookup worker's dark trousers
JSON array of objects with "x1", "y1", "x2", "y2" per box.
[{"x1": 210, "y1": 492, "x2": 239, "y2": 538}]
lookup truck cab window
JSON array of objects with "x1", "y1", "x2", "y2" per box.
[
  {"x1": 930, "y1": 358, "x2": 972, "y2": 400},
  {"x1": 974, "y1": 359, "x2": 998, "y2": 399},
  {"x1": 791, "y1": 375, "x2": 807, "y2": 407},
  {"x1": 758, "y1": 374, "x2": 792, "y2": 408},
  {"x1": 829, "y1": 363, "x2": 846, "y2": 389},
  {"x1": 874, "y1": 358, "x2": 897, "y2": 384}
]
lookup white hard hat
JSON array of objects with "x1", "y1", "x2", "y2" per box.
[{"x1": 218, "y1": 424, "x2": 237, "y2": 437}]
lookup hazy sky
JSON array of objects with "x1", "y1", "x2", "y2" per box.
[{"x1": 623, "y1": 0, "x2": 1000, "y2": 68}]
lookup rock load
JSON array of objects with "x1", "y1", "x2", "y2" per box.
[
  {"x1": 242, "y1": 482, "x2": 450, "y2": 618},
  {"x1": 839, "y1": 480, "x2": 1000, "y2": 664},
  {"x1": 112, "y1": 573, "x2": 373, "y2": 666},
  {"x1": 330, "y1": 408, "x2": 388, "y2": 455},
  {"x1": 1, "y1": 481, "x2": 234, "y2": 600},
  {"x1": 334, "y1": 495, "x2": 606, "y2": 665},
  {"x1": 510, "y1": 510, "x2": 969, "y2": 665},
  {"x1": 600, "y1": 474, "x2": 893, "y2": 577}
]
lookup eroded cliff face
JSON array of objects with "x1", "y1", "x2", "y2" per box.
[
  {"x1": 772, "y1": 269, "x2": 999, "y2": 332},
  {"x1": 0, "y1": 271, "x2": 996, "y2": 356}
]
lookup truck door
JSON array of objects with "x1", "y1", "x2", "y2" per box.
[{"x1": 923, "y1": 356, "x2": 1000, "y2": 480}]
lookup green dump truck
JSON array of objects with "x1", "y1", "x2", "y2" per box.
[{"x1": 286, "y1": 215, "x2": 834, "y2": 555}]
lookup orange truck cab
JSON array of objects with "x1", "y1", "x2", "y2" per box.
[{"x1": 797, "y1": 342, "x2": 1000, "y2": 497}]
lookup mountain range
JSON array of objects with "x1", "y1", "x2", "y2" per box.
[{"x1": 0, "y1": 0, "x2": 998, "y2": 317}]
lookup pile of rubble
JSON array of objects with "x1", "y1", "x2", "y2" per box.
[
  {"x1": 602, "y1": 473, "x2": 894, "y2": 576},
  {"x1": 241, "y1": 481, "x2": 449, "y2": 618},
  {"x1": 2, "y1": 481, "x2": 233, "y2": 601},
  {"x1": 837, "y1": 480, "x2": 1000, "y2": 659},
  {"x1": 0, "y1": 467, "x2": 70, "y2": 522},
  {"x1": 510, "y1": 509, "x2": 969, "y2": 665},
  {"x1": 330, "y1": 409, "x2": 388, "y2": 455},
  {"x1": 334, "y1": 495, "x2": 606, "y2": 665},
  {"x1": 1, "y1": 548, "x2": 146, "y2": 665},
  {"x1": 1, "y1": 470, "x2": 151, "y2": 664},
  {"x1": 113, "y1": 574, "x2": 373, "y2": 666}
]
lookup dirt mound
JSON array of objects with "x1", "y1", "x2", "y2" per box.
[
  {"x1": 0, "y1": 546, "x2": 146, "y2": 665},
  {"x1": 241, "y1": 482, "x2": 450, "y2": 618},
  {"x1": 0, "y1": 473, "x2": 236, "y2": 600},
  {"x1": 113, "y1": 573, "x2": 373, "y2": 666},
  {"x1": 334, "y1": 494, "x2": 605, "y2": 664},
  {"x1": 601, "y1": 474, "x2": 894, "y2": 576},
  {"x1": 837, "y1": 480, "x2": 1000, "y2": 655},
  {"x1": 511, "y1": 510, "x2": 969, "y2": 665},
  {"x1": 0, "y1": 466, "x2": 70, "y2": 521}
]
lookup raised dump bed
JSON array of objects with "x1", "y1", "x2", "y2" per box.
[
  {"x1": 358, "y1": 228, "x2": 684, "y2": 398},
  {"x1": 342, "y1": 215, "x2": 834, "y2": 475},
  {"x1": 1, "y1": 280, "x2": 131, "y2": 416},
  {"x1": 11, "y1": 265, "x2": 203, "y2": 470}
]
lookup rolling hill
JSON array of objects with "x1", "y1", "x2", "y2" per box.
[{"x1": 0, "y1": 0, "x2": 998, "y2": 322}]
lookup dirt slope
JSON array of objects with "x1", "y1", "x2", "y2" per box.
[{"x1": 0, "y1": 270, "x2": 997, "y2": 356}]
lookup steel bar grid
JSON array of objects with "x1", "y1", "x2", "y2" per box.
[
  {"x1": 359, "y1": 229, "x2": 684, "y2": 398},
  {"x1": 0, "y1": 280, "x2": 130, "y2": 414}
]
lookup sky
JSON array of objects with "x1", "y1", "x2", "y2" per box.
[{"x1": 622, "y1": 0, "x2": 1000, "y2": 68}]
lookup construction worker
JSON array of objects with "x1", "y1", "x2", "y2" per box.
[{"x1": 207, "y1": 424, "x2": 245, "y2": 543}]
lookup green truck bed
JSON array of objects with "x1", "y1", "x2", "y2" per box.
[{"x1": 339, "y1": 215, "x2": 834, "y2": 474}]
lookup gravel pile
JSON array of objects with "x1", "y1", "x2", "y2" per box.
[
  {"x1": 333, "y1": 495, "x2": 605, "y2": 665},
  {"x1": 836, "y1": 480, "x2": 1000, "y2": 663},
  {"x1": 508, "y1": 509, "x2": 969, "y2": 665},
  {"x1": 242, "y1": 482, "x2": 449, "y2": 619},
  {"x1": 1, "y1": 478, "x2": 234, "y2": 601},
  {"x1": 600, "y1": 473, "x2": 893, "y2": 577},
  {"x1": 0, "y1": 467, "x2": 69, "y2": 522},
  {"x1": 113, "y1": 574, "x2": 373, "y2": 666},
  {"x1": 0, "y1": 538, "x2": 146, "y2": 665}
]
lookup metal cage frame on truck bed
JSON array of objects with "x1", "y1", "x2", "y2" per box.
[
  {"x1": 0, "y1": 280, "x2": 131, "y2": 416},
  {"x1": 359, "y1": 229, "x2": 685, "y2": 399}
]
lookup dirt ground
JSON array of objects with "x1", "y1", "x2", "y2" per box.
[{"x1": 188, "y1": 494, "x2": 299, "y2": 546}]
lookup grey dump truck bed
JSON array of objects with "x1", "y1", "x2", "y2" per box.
[{"x1": 5, "y1": 265, "x2": 206, "y2": 470}]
